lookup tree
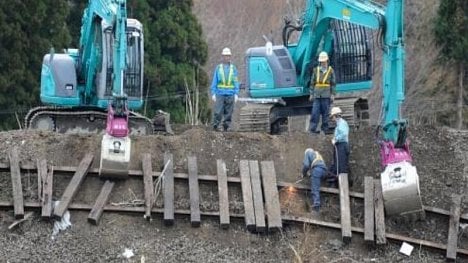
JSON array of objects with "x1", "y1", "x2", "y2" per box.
[
  {"x1": 434, "y1": 0, "x2": 468, "y2": 129},
  {"x1": 0, "y1": 0, "x2": 209, "y2": 129},
  {"x1": 0, "y1": 0, "x2": 71, "y2": 129},
  {"x1": 135, "y1": 0, "x2": 210, "y2": 123}
]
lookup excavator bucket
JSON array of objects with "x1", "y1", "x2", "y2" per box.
[
  {"x1": 99, "y1": 134, "x2": 131, "y2": 179},
  {"x1": 152, "y1": 110, "x2": 174, "y2": 134},
  {"x1": 380, "y1": 161, "x2": 424, "y2": 218}
]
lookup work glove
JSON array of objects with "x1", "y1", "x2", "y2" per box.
[
  {"x1": 308, "y1": 94, "x2": 314, "y2": 102},
  {"x1": 234, "y1": 94, "x2": 238, "y2": 103},
  {"x1": 331, "y1": 138, "x2": 336, "y2": 145},
  {"x1": 211, "y1": 94, "x2": 216, "y2": 102}
]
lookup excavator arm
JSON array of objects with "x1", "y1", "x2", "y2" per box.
[
  {"x1": 243, "y1": 0, "x2": 423, "y2": 218},
  {"x1": 289, "y1": 0, "x2": 384, "y2": 88},
  {"x1": 308, "y1": 0, "x2": 422, "y2": 217}
]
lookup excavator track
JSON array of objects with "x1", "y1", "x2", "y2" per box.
[
  {"x1": 238, "y1": 97, "x2": 369, "y2": 134},
  {"x1": 25, "y1": 106, "x2": 154, "y2": 135},
  {"x1": 238, "y1": 104, "x2": 274, "y2": 133},
  {"x1": 332, "y1": 97, "x2": 369, "y2": 128}
]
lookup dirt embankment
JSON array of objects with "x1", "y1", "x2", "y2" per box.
[{"x1": 0, "y1": 125, "x2": 467, "y2": 262}]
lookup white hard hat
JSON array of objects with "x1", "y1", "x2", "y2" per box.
[
  {"x1": 318, "y1": 51, "x2": 329, "y2": 62},
  {"x1": 222, "y1": 47, "x2": 232, "y2": 56},
  {"x1": 330, "y1": 107, "x2": 342, "y2": 116}
]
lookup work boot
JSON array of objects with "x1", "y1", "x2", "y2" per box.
[
  {"x1": 327, "y1": 180, "x2": 338, "y2": 188},
  {"x1": 310, "y1": 131, "x2": 320, "y2": 136}
]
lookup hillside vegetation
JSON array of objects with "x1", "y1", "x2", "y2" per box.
[{"x1": 193, "y1": 0, "x2": 464, "y2": 127}]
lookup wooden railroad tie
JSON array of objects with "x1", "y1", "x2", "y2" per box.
[
  {"x1": 9, "y1": 147, "x2": 24, "y2": 219},
  {"x1": 217, "y1": 159, "x2": 230, "y2": 229},
  {"x1": 260, "y1": 161, "x2": 282, "y2": 232},
  {"x1": 374, "y1": 179, "x2": 386, "y2": 245},
  {"x1": 37, "y1": 158, "x2": 53, "y2": 219},
  {"x1": 3, "y1": 155, "x2": 468, "y2": 261},
  {"x1": 188, "y1": 156, "x2": 201, "y2": 227},
  {"x1": 363, "y1": 176, "x2": 375, "y2": 244},
  {"x1": 163, "y1": 152, "x2": 174, "y2": 226},
  {"x1": 142, "y1": 153, "x2": 154, "y2": 221},
  {"x1": 446, "y1": 194, "x2": 462, "y2": 261},
  {"x1": 54, "y1": 153, "x2": 94, "y2": 220},
  {"x1": 339, "y1": 173, "x2": 352, "y2": 243},
  {"x1": 88, "y1": 180, "x2": 115, "y2": 225}
]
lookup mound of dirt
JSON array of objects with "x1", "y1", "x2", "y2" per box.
[{"x1": 0, "y1": 125, "x2": 467, "y2": 262}]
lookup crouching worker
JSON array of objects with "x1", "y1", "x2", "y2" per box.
[{"x1": 302, "y1": 148, "x2": 327, "y2": 214}]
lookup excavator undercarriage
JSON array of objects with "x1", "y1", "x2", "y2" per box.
[
  {"x1": 25, "y1": 106, "x2": 172, "y2": 135},
  {"x1": 238, "y1": 96, "x2": 369, "y2": 134}
]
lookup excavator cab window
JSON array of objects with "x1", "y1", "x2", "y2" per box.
[
  {"x1": 103, "y1": 26, "x2": 143, "y2": 98},
  {"x1": 330, "y1": 20, "x2": 373, "y2": 84},
  {"x1": 124, "y1": 29, "x2": 142, "y2": 97}
]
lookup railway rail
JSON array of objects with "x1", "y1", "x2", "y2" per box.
[{"x1": 1, "y1": 148, "x2": 467, "y2": 261}]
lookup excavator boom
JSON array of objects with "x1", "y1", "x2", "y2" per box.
[{"x1": 242, "y1": 0, "x2": 423, "y2": 218}]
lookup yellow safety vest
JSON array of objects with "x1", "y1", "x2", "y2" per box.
[
  {"x1": 217, "y1": 64, "x2": 235, "y2": 89},
  {"x1": 311, "y1": 151, "x2": 324, "y2": 167},
  {"x1": 315, "y1": 66, "x2": 332, "y2": 88}
]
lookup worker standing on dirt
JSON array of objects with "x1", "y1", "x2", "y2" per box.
[
  {"x1": 210, "y1": 47, "x2": 240, "y2": 131},
  {"x1": 302, "y1": 148, "x2": 327, "y2": 215},
  {"x1": 309, "y1": 51, "x2": 336, "y2": 135},
  {"x1": 328, "y1": 107, "x2": 350, "y2": 187}
]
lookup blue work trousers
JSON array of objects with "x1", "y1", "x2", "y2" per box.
[
  {"x1": 329, "y1": 142, "x2": 350, "y2": 176},
  {"x1": 212, "y1": 95, "x2": 235, "y2": 130},
  {"x1": 311, "y1": 165, "x2": 327, "y2": 209},
  {"x1": 310, "y1": 98, "x2": 331, "y2": 133}
]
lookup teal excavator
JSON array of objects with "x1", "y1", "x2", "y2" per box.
[
  {"x1": 241, "y1": 0, "x2": 424, "y2": 218},
  {"x1": 25, "y1": 0, "x2": 158, "y2": 178}
]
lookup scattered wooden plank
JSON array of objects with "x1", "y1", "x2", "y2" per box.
[
  {"x1": 163, "y1": 152, "x2": 174, "y2": 226},
  {"x1": 9, "y1": 148, "x2": 24, "y2": 219},
  {"x1": 374, "y1": 179, "x2": 386, "y2": 245},
  {"x1": 239, "y1": 160, "x2": 255, "y2": 231},
  {"x1": 188, "y1": 156, "x2": 201, "y2": 227},
  {"x1": 217, "y1": 159, "x2": 230, "y2": 228},
  {"x1": 260, "y1": 161, "x2": 282, "y2": 231},
  {"x1": 339, "y1": 173, "x2": 352, "y2": 243},
  {"x1": 142, "y1": 153, "x2": 154, "y2": 221},
  {"x1": 364, "y1": 176, "x2": 375, "y2": 244},
  {"x1": 249, "y1": 160, "x2": 266, "y2": 233},
  {"x1": 53, "y1": 153, "x2": 93, "y2": 219},
  {"x1": 41, "y1": 165, "x2": 54, "y2": 218},
  {"x1": 88, "y1": 180, "x2": 115, "y2": 225},
  {"x1": 446, "y1": 194, "x2": 462, "y2": 261}
]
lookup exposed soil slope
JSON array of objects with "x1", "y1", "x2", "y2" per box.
[{"x1": 0, "y1": 126, "x2": 467, "y2": 262}]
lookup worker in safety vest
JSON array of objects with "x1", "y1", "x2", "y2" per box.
[
  {"x1": 210, "y1": 47, "x2": 240, "y2": 131},
  {"x1": 309, "y1": 51, "x2": 336, "y2": 134},
  {"x1": 302, "y1": 148, "x2": 327, "y2": 214}
]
